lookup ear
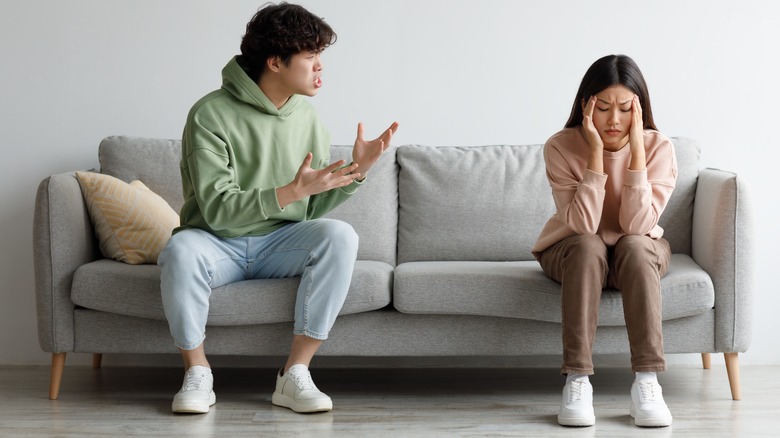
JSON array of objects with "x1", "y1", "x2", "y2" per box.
[{"x1": 266, "y1": 56, "x2": 282, "y2": 73}]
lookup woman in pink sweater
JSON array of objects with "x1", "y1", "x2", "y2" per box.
[{"x1": 531, "y1": 55, "x2": 677, "y2": 428}]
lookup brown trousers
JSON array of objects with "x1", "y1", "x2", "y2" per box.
[{"x1": 539, "y1": 234, "x2": 671, "y2": 375}]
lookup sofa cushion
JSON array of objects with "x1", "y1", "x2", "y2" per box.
[
  {"x1": 397, "y1": 144, "x2": 555, "y2": 263},
  {"x1": 99, "y1": 136, "x2": 184, "y2": 212},
  {"x1": 325, "y1": 146, "x2": 398, "y2": 265},
  {"x1": 659, "y1": 137, "x2": 699, "y2": 255},
  {"x1": 98, "y1": 137, "x2": 398, "y2": 265},
  {"x1": 71, "y1": 260, "x2": 393, "y2": 325},
  {"x1": 393, "y1": 254, "x2": 713, "y2": 326},
  {"x1": 396, "y1": 139, "x2": 699, "y2": 264},
  {"x1": 75, "y1": 171, "x2": 179, "y2": 264}
]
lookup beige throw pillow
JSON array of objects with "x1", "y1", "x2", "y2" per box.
[{"x1": 75, "y1": 171, "x2": 179, "y2": 264}]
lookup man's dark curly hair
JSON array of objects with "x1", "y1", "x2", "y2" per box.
[{"x1": 239, "y1": 2, "x2": 337, "y2": 82}]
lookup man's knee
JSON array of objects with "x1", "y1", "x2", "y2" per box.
[
  {"x1": 315, "y1": 219, "x2": 359, "y2": 253},
  {"x1": 159, "y1": 230, "x2": 207, "y2": 270}
]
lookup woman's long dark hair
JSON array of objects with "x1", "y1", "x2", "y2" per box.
[{"x1": 565, "y1": 55, "x2": 657, "y2": 130}]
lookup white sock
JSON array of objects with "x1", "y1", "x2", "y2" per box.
[
  {"x1": 566, "y1": 373, "x2": 589, "y2": 384},
  {"x1": 635, "y1": 372, "x2": 657, "y2": 383}
]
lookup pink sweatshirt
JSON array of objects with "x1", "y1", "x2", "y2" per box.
[{"x1": 531, "y1": 127, "x2": 677, "y2": 259}]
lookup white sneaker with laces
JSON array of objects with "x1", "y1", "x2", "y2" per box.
[
  {"x1": 630, "y1": 379, "x2": 673, "y2": 427},
  {"x1": 272, "y1": 364, "x2": 333, "y2": 413},
  {"x1": 172, "y1": 365, "x2": 216, "y2": 414},
  {"x1": 558, "y1": 377, "x2": 596, "y2": 426}
]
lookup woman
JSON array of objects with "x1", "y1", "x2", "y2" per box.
[{"x1": 531, "y1": 54, "x2": 677, "y2": 427}]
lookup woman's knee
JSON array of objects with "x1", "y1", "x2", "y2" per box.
[
  {"x1": 565, "y1": 234, "x2": 607, "y2": 262},
  {"x1": 613, "y1": 235, "x2": 657, "y2": 270}
]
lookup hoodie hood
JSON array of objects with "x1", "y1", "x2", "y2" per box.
[{"x1": 220, "y1": 56, "x2": 302, "y2": 118}]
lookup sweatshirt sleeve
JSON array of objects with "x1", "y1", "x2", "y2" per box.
[
  {"x1": 618, "y1": 134, "x2": 677, "y2": 235},
  {"x1": 183, "y1": 113, "x2": 283, "y2": 232},
  {"x1": 545, "y1": 140, "x2": 607, "y2": 235}
]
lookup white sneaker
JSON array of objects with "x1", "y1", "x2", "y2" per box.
[
  {"x1": 558, "y1": 377, "x2": 595, "y2": 426},
  {"x1": 172, "y1": 365, "x2": 216, "y2": 414},
  {"x1": 272, "y1": 364, "x2": 333, "y2": 413},
  {"x1": 630, "y1": 379, "x2": 673, "y2": 427}
]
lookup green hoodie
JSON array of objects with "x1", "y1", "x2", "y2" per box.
[{"x1": 176, "y1": 56, "x2": 359, "y2": 238}]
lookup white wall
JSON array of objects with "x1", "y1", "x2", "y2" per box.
[{"x1": 2, "y1": 0, "x2": 778, "y2": 366}]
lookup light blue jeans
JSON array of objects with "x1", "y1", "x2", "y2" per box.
[{"x1": 159, "y1": 219, "x2": 359, "y2": 350}]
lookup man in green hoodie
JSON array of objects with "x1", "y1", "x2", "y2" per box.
[{"x1": 158, "y1": 2, "x2": 399, "y2": 415}]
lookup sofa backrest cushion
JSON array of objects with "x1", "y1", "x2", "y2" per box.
[
  {"x1": 397, "y1": 144, "x2": 554, "y2": 263},
  {"x1": 97, "y1": 137, "x2": 398, "y2": 265},
  {"x1": 396, "y1": 138, "x2": 699, "y2": 263},
  {"x1": 99, "y1": 136, "x2": 184, "y2": 212},
  {"x1": 323, "y1": 145, "x2": 398, "y2": 265},
  {"x1": 659, "y1": 137, "x2": 699, "y2": 255}
]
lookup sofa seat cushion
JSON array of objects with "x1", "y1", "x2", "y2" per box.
[
  {"x1": 71, "y1": 259, "x2": 393, "y2": 325},
  {"x1": 393, "y1": 254, "x2": 713, "y2": 326}
]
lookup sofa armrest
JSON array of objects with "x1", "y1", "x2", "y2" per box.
[
  {"x1": 33, "y1": 173, "x2": 100, "y2": 353},
  {"x1": 691, "y1": 168, "x2": 755, "y2": 353}
]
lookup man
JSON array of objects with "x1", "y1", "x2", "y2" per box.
[{"x1": 159, "y1": 2, "x2": 398, "y2": 414}]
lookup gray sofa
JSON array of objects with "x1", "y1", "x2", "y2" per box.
[{"x1": 33, "y1": 136, "x2": 753, "y2": 401}]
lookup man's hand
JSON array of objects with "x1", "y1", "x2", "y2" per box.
[
  {"x1": 351, "y1": 121, "x2": 399, "y2": 177},
  {"x1": 276, "y1": 153, "x2": 360, "y2": 208}
]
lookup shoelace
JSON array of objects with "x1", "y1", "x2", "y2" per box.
[
  {"x1": 637, "y1": 381, "x2": 661, "y2": 403},
  {"x1": 288, "y1": 369, "x2": 317, "y2": 390},
  {"x1": 182, "y1": 370, "x2": 209, "y2": 392},
  {"x1": 568, "y1": 379, "x2": 588, "y2": 402}
]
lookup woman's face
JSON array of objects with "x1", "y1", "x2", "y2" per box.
[{"x1": 587, "y1": 84, "x2": 636, "y2": 151}]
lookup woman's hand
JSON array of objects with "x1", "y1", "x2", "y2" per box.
[
  {"x1": 582, "y1": 96, "x2": 604, "y2": 174},
  {"x1": 628, "y1": 95, "x2": 646, "y2": 170},
  {"x1": 582, "y1": 96, "x2": 604, "y2": 152}
]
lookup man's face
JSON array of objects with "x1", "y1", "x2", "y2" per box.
[{"x1": 277, "y1": 51, "x2": 323, "y2": 97}]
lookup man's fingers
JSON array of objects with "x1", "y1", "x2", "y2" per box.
[
  {"x1": 387, "y1": 121, "x2": 399, "y2": 135},
  {"x1": 323, "y1": 159, "x2": 347, "y2": 173},
  {"x1": 300, "y1": 152, "x2": 313, "y2": 169},
  {"x1": 356, "y1": 122, "x2": 364, "y2": 142}
]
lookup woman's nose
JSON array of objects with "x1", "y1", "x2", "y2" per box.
[{"x1": 609, "y1": 109, "x2": 620, "y2": 125}]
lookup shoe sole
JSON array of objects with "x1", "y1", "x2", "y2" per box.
[
  {"x1": 272, "y1": 393, "x2": 332, "y2": 413},
  {"x1": 558, "y1": 414, "x2": 595, "y2": 427},
  {"x1": 630, "y1": 404, "x2": 672, "y2": 427},
  {"x1": 631, "y1": 414, "x2": 672, "y2": 427},
  {"x1": 172, "y1": 392, "x2": 216, "y2": 414}
]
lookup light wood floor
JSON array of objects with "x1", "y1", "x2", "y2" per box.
[{"x1": 0, "y1": 364, "x2": 775, "y2": 437}]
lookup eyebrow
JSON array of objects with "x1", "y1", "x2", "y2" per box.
[{"x1": 597, "y1": 98, "x2": 633, "y2": 106}]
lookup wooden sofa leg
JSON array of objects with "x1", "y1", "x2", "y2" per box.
[
  {"x1": 724, "y1": 352, "x2": 741, "y2": 400},
  {"x1": 701, "y1": 352, "x2": 711, "y2": 369},
  {"x1": 49, "y1": 352, "x2": 66, "y2": 400},
  {"x1": 93, "y1": 353, "x2": 103, "y2": 369}
]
